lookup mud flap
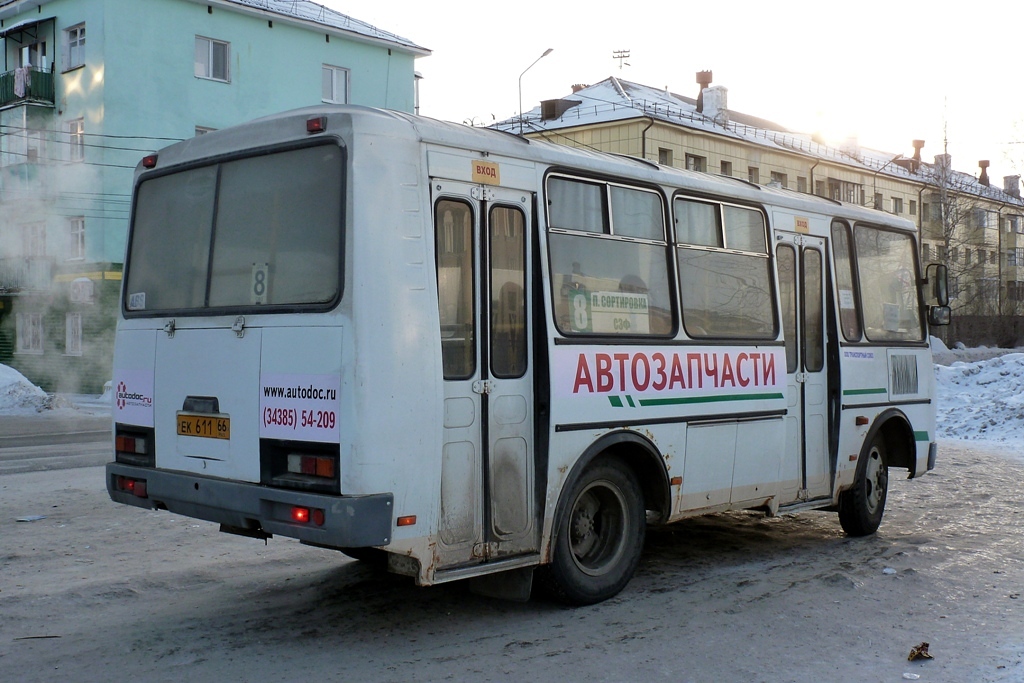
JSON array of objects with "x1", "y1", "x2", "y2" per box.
[{"x1": 468, "y1": 566, "x2": 534, "y2": 602}]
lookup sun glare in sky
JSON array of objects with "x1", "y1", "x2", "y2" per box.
[{"x1": 325, "y1": 0, "x2": 1022, "y2": 179}]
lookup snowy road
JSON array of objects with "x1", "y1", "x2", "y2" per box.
[{"x1": 1, "y1": 440, "x2": 1022, "y2": 682}]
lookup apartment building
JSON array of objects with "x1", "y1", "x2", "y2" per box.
[
  {"x1": 0, "y1": 0, "x2": 428, "y2": 391},
  {"x1": 498, "y1": 74, "x2": 1024, "y2": 345}
]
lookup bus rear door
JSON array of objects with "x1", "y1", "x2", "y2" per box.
[{"x1": 432, "y1": 180, "x2": 537, "y2": 568}]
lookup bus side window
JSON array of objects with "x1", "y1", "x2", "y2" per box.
[
  {"x1": 830, "y1": 220, "x2": 862, "y2": 341},
  {"x1": 435, "y1": 199, "x2": 476, "y2": 379},
  {"x1": 546, "y1": 176, "x2": 673, "y2": 337},
  {"x1": 854, "y1": 225, "x2": 924, "y2": 342},
  {"x1": 675, "y1": 198, "x2": 775, "y2": 340}
]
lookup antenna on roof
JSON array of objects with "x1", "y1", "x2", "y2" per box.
[{"x1": 612, "y1": 50, "x2": 630, "y2": 70}]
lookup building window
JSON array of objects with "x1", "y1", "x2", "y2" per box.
[
  {"x1": 950, "y1": 247, "x2": 958, "y2": 263},
  {"x1": 769, "y1": 171, "x2": 787, "y2": 188},
  {"x1": 67, "y1": 118, "x2": 85, "y2": 162},
  {"x1": 1008, "y1": 281, "x2": 1024, "y2": 302},
  {"x1": 909, "y1": 200, "x2": 917, "y2": 216},
  {"x1": 63, "y1": 23, "x2": 86, "y2": 71},
  {"x1": 797, "y1": 176, "x2": 807, "y2": 193},
  {"x1": 990, "y1": 250, "x2": 997, "y2": 265},
  {"x1": 658, "y1": 148, "x2": 673, "y2": 166},
  {"x1": 973, "y1": 208, "x2": 989, "y2": 229},
  {"x1": 873, "y1": 193, "x2": 883, "y2": 210},
  {"x1": 720, "y1": 161, "x2": 733, "y2": 177},
  {"x1": 65, "y1": 313, "x2": 83, "y2": 356},
  {"x1": 828, "y1": 179, "x2": 860, "y2": 203},
  {"x1": 965, "y1": 249, "x2": 971, "y2": 265},
  {"x1": 322, "y1": 64, "x2": 349, "y2": 104},
  {"x1": 68, "y1": 216, "x2": 85, "y2": 260},
  {"x1": 1011, "y1": 248, "x2": 1024, "y2": 266},
  {"x1": 22, "y1": 223, "x2": 46, "y2": 257},
  {"x1": 747, "y1": 167, "x2": 759, "y2": 184},
  {"x1": 815, "y1": 180, "x2": 826, "y2": 197},
  {"x1": 195, "y1": 36, "x2": 230, "y2": 82},
  {"x1": 892, "y1": 197, "x2": 903, "y2": 214},
  {"x1": 922, "y1": 243, "x2": 931, "y2": 263},
  {"x1": 685, "y1": 154, "x2": 706, "y2": 172},
  {"x1": 16, "y1": 313, "x2": 44, "y2": 354}
]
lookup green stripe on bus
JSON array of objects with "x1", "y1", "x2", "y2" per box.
[
  {"x1": 639, "y1": 392, "x2": 785, "y2": 407},
  {"x1": 843, "y1": 388, "x2": 888, "y2": 396},
  {"x1": 626, "y1": 395, "x2": 636, "y2": 408},
  {"x1": 914, "y1": 431, "x2": 929, "y2": 441},
  {"x1": 609, "y1": 396, "x2": 624, "y2": 408}
]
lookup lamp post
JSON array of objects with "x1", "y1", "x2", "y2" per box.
[{"x1": 518, "y1": 48, "x2": 553, "y2": 134}]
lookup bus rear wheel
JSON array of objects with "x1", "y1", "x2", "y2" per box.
[
  {"x1": 838, "y1": 435, "x2": 889, "y2": 536},
  {"x1": 540, "y1": 458, "x2": 645, "y2": 605}
]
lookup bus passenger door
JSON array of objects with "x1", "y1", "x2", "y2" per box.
[
  {"x1": 432, "y1": 180, "x2": 536, "y2": 568},
  {"x1": 777, "y1": 233, "x2": 831, "y2": 502}
]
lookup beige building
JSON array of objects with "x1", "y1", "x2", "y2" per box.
[{"x1": 497, "y1": 75, "x2": 1024, "y2": 345}]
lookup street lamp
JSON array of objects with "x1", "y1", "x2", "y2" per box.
[{"x1": 518, "y1": 48, "x2": 553, "y2": 134}]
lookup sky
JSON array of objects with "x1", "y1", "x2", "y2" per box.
[{"x1": 323, "y1": 0, "x2": 1024, "y2": 184}]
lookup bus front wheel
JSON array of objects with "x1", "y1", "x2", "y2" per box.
[
  {"x1": 540, "y1": 458, "x2": 645, "y2": 605},
  {"x1": 838, "y1": 435, "x2": 889, "y2": 536}
]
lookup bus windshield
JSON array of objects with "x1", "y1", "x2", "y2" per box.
[{"x1": 124, "y1": 143, "x2": 343, "y2": 315}]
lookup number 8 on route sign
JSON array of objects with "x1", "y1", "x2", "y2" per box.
[{"x1": 251, "y1": 263, "x2": 269, "y2": 305}]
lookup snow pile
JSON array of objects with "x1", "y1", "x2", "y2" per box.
[
  {"x1": 0, "y1": 363, "x2": 50, "y2": 413},
  {"x1": 935, "y1": 353, "x2": 1024, "y2": 444}
]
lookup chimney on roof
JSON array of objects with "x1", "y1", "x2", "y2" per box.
[
  {"x1": 1004, "y1": 175, "x2": 1021, "y2": 198},
  {"x1": 702, "y1": 86, "x2": 729, "y2": 126},
  {"x1": 909, "y1": 139, "x2": 925, "y2": 172},
  {"x1": 979, "y1": 160, "x2": 990, "y2": 187},
  {"x1": 696, "y1": 70, "x2": 712, "y2": 113},
  {"x1": 570, "y1": 83, "x2": 588, "y2": 94},
  {"x1": 912, "y1": 140, "x2": 925, "y2": 161}
]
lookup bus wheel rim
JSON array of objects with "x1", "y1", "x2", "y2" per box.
[{"x1": 568, "y1": 480, "x2": 628, "y2": 577}]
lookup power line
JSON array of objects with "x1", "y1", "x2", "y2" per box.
[
  {"x1": 0, "y1": 147, "x2": 138, "y2": 169},
  {"x1": 0, "y1": 122, "x2": 185, "y2": 143},
  {"x1": 1, "y1": 128, "x2": 160, "y2": 154}
]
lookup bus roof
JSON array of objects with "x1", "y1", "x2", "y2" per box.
[{"x1": 139, "y1": 105, "x2": 918, "y2": 234}]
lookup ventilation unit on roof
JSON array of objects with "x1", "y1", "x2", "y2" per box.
[{"x1": 541, "y1": 99, "x2": 581, "y2": 121}]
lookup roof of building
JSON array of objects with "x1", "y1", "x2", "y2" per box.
[
  {"x1": 493, "y1": 76, "x2": 1023, "y2": 208},
  {"x1": 220, "y1": 0, "x2": 428, "y2": 54},
  {"x1": 0, "y1": 0, "x2": 429, "y2": 55}
]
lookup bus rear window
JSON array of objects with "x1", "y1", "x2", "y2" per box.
[{"x1": 125, "y1": 144, "x2": 343, "y2": 314}]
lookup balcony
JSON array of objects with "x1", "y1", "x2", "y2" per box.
[
  {"x1": 0, "y1": 257, "x2": 52, "y2": 293},
  {"x1": 0, "y1": 67, "x2": 54, "y2": 109}
]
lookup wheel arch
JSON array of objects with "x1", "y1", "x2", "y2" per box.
[
  {"x1": 866, "y1": 408, "x2": 916, "y2": 472},
  {"x1": 561, "y1": 429, "x2": 671, "y2": 525}
]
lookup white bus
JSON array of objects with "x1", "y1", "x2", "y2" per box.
[{"x1": 108, "y1": 106, "x2": 949, "y2": 604}]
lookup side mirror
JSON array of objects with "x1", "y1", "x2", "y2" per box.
[
  {"x1": 924, "y1": 263, "x2": 949, "y2": 307},
  {"x1": 928, "y1": 305, "x2": 951, "y2": 327}
]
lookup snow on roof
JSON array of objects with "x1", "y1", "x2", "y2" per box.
[
  {"x1": 220, "y1": 0, "x2": 428, "y2": 54},
  {"x1": 495, "y1": 76, "x2": 1023, "y2": 208},
  {"x1": 0, "y1": 0, "x2": 428, "y2": 54}
]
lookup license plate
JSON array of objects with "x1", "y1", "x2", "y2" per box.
[{"x1": 177, "y1": 413, "x2": 231, "y2": 440}]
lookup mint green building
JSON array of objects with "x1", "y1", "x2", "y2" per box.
[{"x1": 0, "y1": 0, "x2": 428, "y2": 391}]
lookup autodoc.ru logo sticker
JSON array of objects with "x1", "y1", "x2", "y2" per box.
[{"x1": 116, "y1": 380, "x2": 153, "y2": 410}]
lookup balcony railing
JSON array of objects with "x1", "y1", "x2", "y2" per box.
[
  {"x1": 0, "y1": 257, "x2": 52, "y2": 293},
  {"x1": 0, "y1": 67, "x2": 55, "y2": 109}
]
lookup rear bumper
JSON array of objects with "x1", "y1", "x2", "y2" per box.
[{"x1": 106, "y1": 463, "x2": 393, "y2": 547}]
